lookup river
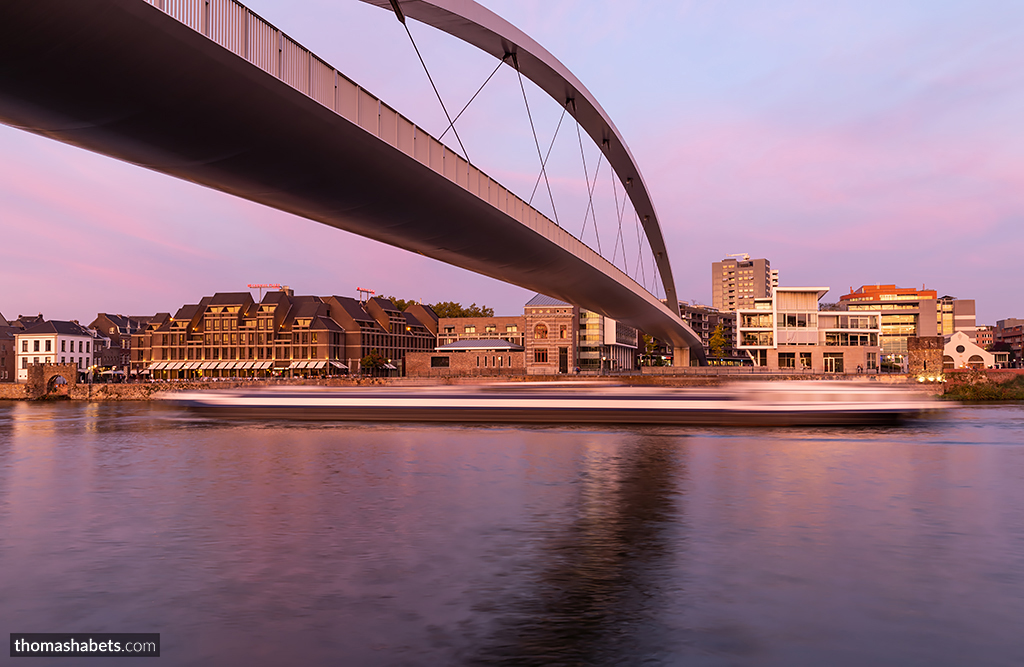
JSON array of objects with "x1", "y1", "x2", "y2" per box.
[{"x1": 1, "y1": 401, "x2": 1022, "y2": 665}]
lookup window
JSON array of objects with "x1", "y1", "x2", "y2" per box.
[
  {"x1": 506, "y1": 325, "x2": 517, "y2": 333},
  {"x1": 78, "y1": 342, "x2": 83, "y2": 353},
  {"x1": 33, "y1": 340, "x2": 40, "y2": 352},
  {"x1": 22, "y1": 340, "x2": 28, "y2": 352},
  {"x1": 485, "y1": 325, "x2": 496, "y2": 333},
  {"x1": 823, "y1": 353, "x2": 844, "y2": 373},
  {"x1": 778, "y1": 352, "x2": 795, "y2": 369},
  {"x1": 534, "y1": 324, "x2": 548, "y2": 339},
  {"x1": 430, "y1": 356, "x2": 450, "y2": 368},
  {"x1": 534, "y1": 349, "x2": 548, "y2": 363},
  {"x1": 61, "y1": 340, "x2": 66, "y2": 352},
  {"x1": 45, "y1": 340, "x2": 51, "y2": 352},
  {"x1": 800, "y1": 352, "x2": 812, "y2": 369},
  {"x1": 867, "y1": 352, "x2": 877, "y2": 370},
  {"x1": 464, "y1": 326, "x2": 476, "y2": 334}
]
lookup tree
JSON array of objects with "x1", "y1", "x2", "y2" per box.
[
  {"x1": 360, "y1": 349, "x2": 388, "y2": 375},
  {"x1": 382, "y1": 298, "x2": 494, "y2": 318},
  {"x1": 384, "y1": 296, "x2": 415, "y2": 312},
  {"x1": 429, "y1": 301, "x2": 494, "y2": 318},
  {"x1": 709, "y1": 324, "x2": 728, "y2": 358},
  {"x1": 818, "y1": 302, "x2": 843, "y2": 312}
]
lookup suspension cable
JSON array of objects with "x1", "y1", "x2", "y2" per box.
[
  {"x1": 439, "y1": 55, "x2": 508, "y2": 143},
  {"x1": 401, "y1": 20, "x2": 470, "y2": 162},
  {"x1": 528, "y1": 105, "x2": 567, "y2": 207},
  {"x1": 572, "y1": 103, "x2": 603, "y2": 256},
  {"x1": 635, "y1": 210, "x2": 646, "y2": 286},
  {"x1": 579, "y1": 151, "x2": 604, "y2": 256},
  {"x1": 513, "y1": 53, "x2": 559, "y2": 226},
  {"x1": 610, "y1": 167, "x2": 629, "y2": 274}
]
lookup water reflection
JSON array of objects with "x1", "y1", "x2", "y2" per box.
[
  {"x1": 0, "y1": 403, "x2": 1022, "y2": 666},
  {"x1": 470, "y1": 436, "x2": 685, "y2": 665}
]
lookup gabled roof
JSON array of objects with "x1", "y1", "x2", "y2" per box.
[
  {"x1": 19, "y1": 320, "x2": 93, "y2": 337},
  {"x1": 525, "y1": 293, "x2": 572, "y2": 307},
  {"x1": 403, "y1": 311, "x2": 430, "y2": 329},
  {"x1": 369, "y1": 296, "x2": 401, "y2": 313},
  {"x1": 209, "y1": 292, "x2": 254, "y2": 306},
  {"x1": 173, "y1": 304, "x2": 201, "y2": 319},
  {"x1": 329, "y1": 296, "x2": 376, "y2": 322},
  {"x1": 310, "y1": 315, "x2": 344, "y2": 332},
  {"x1": 260, "y1": 291, "x2": 290, "y2": 307},
  {"x1": 289, "y1": 300, "x2": 325, "y2": 319}
]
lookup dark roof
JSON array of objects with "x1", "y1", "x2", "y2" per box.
[
  {"x1": 0, "y1": 311, "x2": 7, "y2": 327},
  {"x1": 173, "y1": 304, "x2": 202, "y2": 321},
  {"x1": 403, "y1": 312, "x2": 428, "y2": 328},
  {"x1": 405, "y1": 303, "x2": 438, "y2": 322},
  {"x1": 209, "y1": 292, "x2": 254, "y2": 306},
  {"x1": 369, "y1": 296, "x2": 401, "y2": 312},
  {"x1": 19, "y1": 320, "x2": 93, "y2": 337},
  {"x1": 290, "y1": 300, "x2": 325, "y2": 318},
  {"x1": 329, "y1": 296, "x2": 375, "y2": 322},
  {"x1": 261, "y1": 291, "x2": 290, "y2": 306},
  {"x1": 310, "y1": 316, "x2": 344, "y2": 332},
  {"x1": 525, "y1": 293, "x2": 572, "y2": 307}
]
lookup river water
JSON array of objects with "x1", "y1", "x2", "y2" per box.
[{"x1": 1, "y1": 401, "x2": 1023, "y2": 666}]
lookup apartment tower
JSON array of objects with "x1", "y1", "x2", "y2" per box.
[{"x1": 711, "y1": 256, "x2": 773, "y2": 312}]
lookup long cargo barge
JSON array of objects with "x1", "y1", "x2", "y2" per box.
[{"x1": 159, "y1": 381, "x2": 943, "y2": 426}]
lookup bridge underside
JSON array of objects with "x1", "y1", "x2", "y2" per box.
[{"x1": 0, "y1": 0, "x2": 704, "y2": 362}]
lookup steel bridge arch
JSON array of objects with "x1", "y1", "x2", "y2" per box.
[
  {"x1": 0, "y1": 0, "x2": 705, "y2": 363},
  {"x1": 363, "y1": 0, "x2": 681, "y2": 315}
]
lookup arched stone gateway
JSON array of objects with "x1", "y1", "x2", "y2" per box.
[{"x1": 26, "y1": 363, "x2": 79, "y2": 399}]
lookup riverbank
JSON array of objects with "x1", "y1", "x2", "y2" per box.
[
  {"x1": 942, "y1": 370, "x2": 1024, "y2": 401},
  {"x1": 0, "y1": 372, "x2": 946, "y2": 401}
]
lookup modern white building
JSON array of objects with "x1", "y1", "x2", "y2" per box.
[
  {"x1": 15, "y1": 320, "x2": 97, "y2": 382},
  {"x1": 736, "y1": 287, "x2": 882, "y2": 373}
]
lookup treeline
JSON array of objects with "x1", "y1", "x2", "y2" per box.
[{"x1": 385, "y1": 297, "x2": 494, "y2": 318}]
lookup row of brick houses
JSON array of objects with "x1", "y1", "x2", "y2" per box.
[{"x1": 129, "y1": 290, "x2": 437, "y2": 378}]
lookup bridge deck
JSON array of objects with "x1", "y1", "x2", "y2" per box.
[{"x1": 0, "y1": 0, "x2": 704, "y2": 360}]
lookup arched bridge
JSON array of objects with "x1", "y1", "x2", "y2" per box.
[{"x1": 0, "y1": 0, "x2": 705, "y2": 364}]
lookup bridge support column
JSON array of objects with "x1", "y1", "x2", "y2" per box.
[{"x1": 673, "y1": 346, "x2": 690, "y2": 368}]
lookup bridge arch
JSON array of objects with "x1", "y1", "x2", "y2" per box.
[
  {"x1": 361, "y1": 0, "x2": 681, "y2": 315},
  {"x1": 0, "y1": 0, "x2": 705, "y2": 362}
]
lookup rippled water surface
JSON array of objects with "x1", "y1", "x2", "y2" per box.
[{"x1": 1, "y1": 402, "x2": 1023, "y2": 666}]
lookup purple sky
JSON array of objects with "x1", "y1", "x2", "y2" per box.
[{"x1": 2, "y1": 0, "x2": 1022, "y2": 326}]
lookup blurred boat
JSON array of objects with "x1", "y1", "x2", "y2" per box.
[{"x1": 158, "y1": 381, "x2": 943, "y2": 426}]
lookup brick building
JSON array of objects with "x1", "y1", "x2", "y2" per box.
[
  {"x1": 0, "y1": 326, "x2": 15, "y2": 382},
  {"x1": 131, "y1": 290, "x2": 436, "y2": 378},
  {"x1": 438, "y1": 316, "x2": 525, "y2": 348},
  {"x1": 89, "y1": 313, "x2": 150, "y2": 370},
  {"x1": 995, "y1": 318, "x2": 1024, "y2": 367},
  {"x1": 406, "y1": 339, "x2": 526, "y2": 377},
  {"x1": 524, "y1": 294, "x2": 579, "y2": 375}
]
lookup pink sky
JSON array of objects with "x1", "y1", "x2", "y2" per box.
[{"x1": 2, "y1": 0, "x2": 1022, "y2": 325}]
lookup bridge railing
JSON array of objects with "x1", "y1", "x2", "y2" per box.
[{"x1": 142, "y1": 0, "x2": 668, "y2": 315}]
